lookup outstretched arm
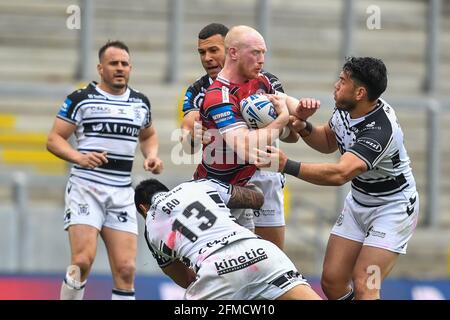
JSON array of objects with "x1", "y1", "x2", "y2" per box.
[{"x1": 255, "y1": 146, "x2": 367, "y2": 186}]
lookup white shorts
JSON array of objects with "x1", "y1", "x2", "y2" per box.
[
  {"x1": 230, "y1": 208, "x2": 255, "y2": 230},
  {"x1": 63, "y1": 176, "x2": 138, "y2": 235},
  {"x1": 184, "y1": 238, "x2": 309, "y2": 300},
  {"x1": 248, "y1": 170, "x2": 285, "y2": 227},
  {"x1": 331, "y1": 192, "x2": 419, "y2": 254}
]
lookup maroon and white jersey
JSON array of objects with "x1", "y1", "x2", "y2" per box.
[{"x1": 194, "y1": 73, "x2": 276, "y2": 186}]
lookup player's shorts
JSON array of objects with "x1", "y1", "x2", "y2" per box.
[
  {"x1": 248, "y1": 170, "x2": 285, "y2": 227},
  {"x1": 63, "y1": 176, "x2": 138, "y2": 235},
  {"x1": 230, "y1": 208, "x2": 255, "y2": 230},
  {"x1": 331, "y1": 192, "x2": 419, "y2": 254},
  {"x1": 184, "y1": 238, "x2": 309, "y2": 300}
]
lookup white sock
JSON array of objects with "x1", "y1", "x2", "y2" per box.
[
  {"x1": 60, "y1": 265, "x2": 87, "y2": 300},
  {"x1": 112, "y1": 288, "x2": 135, "y2": 300},
  {"x1": 60, "y1": 275, "x2": 87, "y2": 300}
]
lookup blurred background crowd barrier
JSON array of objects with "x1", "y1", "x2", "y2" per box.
[{"x1": 0, "y1": 0, "x2": 449, "y2": 299}]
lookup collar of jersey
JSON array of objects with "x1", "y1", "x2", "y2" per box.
[
  {"x1": 216, "y1": 73, "x2": 230, "y2": 86},
  {"x1": 349, "y1": 99, "x2": 384, "y2": 127},
  {"x1": 92, "y1": 82, "x2": 131, "y2": 101}
]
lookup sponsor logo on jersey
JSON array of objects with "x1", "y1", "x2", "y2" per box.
[
  {"x1": 88, "y1": 105, "x2": 111, "y2": 114},
  {"x1": 88, "y1": 94, "x2": 107, "y2": 100},
  {"x1": 212, "y1": 111, "x2": 232, "y2": 121},
  {"x1": 90, "y1": 123, "x2": 140, "y2": 137},
  {"x1": 198, "y1": 231, "x2": 237, "y2": 254},
  {"x1": 214, "y1": 247, "x2": 268, "y2": 275},
  {"x1": 128, "y1": 97, "x2": 143, "y2": 103},
  {"x1": 357, "y1": 137, "x2": 382, "y2": 152}
]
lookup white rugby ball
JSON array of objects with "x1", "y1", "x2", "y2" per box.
[{"x1": 240, "y1": 94, "x2": 277, "y2": 129}]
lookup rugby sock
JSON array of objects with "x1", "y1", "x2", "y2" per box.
[
  {"x1": 337, "y1": 288, "x2": 354, "y2": 300},
  {"x1": 60, "y1": 275, "x2": 87, "y2": 300},
  {"x1": 112, "y1": 288, "x2": 136, "y2": 300},
  {"x1": 60, "y1": 265, "x2": 86, "y2": 300}
]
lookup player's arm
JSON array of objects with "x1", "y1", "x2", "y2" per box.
[
  {"x1": 47, "y1": 118, "x2": 108, "y2": 168},
  {"x1": 255, "y1": 146, "x2": 367, "y2": 186},
  {"x1": 161, "y1": 260, "x2": 197, "y2": 289},
  {"x1": 227, "y1": 184, "x2": 264, "y2": 210},
  {"x1": 277, "y1": 95, "x2": 321, "y2": 144},
  {"x1": 148, "y1": 243, "x2": 196, "y2": 289},
  {"x1": 139, "y1": 125, "x2": 163, "y2": 174},
  {"x1": 289, "y1": 117, "x2": 338, "y2": 154}
]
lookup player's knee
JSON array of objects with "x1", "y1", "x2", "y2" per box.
[
  {"x1": 320, "y1": 271, "x2": 339, "y2": 297},
  {"x1": 116, "y1": 262, "x2": 136, "y2": 282},
  {"x1": 321, "y1": 268, "x2": 341, "y2": 290},
  {"x1": 321, "y1": 270, "x2": 350, "y2": 299},
  {"x1": 71, "y1": 255, "x2": 94, "y2": 276}
]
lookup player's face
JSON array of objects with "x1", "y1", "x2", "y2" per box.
[
  {"x1": 237, "y1": 38, "x2": 266, "y2": 80},
  {"x1": 198, "y1": 34, "x2": 226, "y2": 79},
  {"x1": 97, "y1": 47, "x2": 131, "y2": 93},
  {"x1": 334, "y1": 71, "x2": 358, "y2": 112}
]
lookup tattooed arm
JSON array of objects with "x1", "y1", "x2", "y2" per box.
[{"x1": 227, "y1": 184, "x2": 264, "y2": 210}]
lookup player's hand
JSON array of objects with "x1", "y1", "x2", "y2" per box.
[
  {"x1": 76, "y1": 151, "x2": 108, "y2": 169},
  {"x1": 288, "y1": 115, "x2": 307, "y2": 133},
  {"x1": 266, "y1": 94, "x2": 289, "y2": 126},
  {"x1": 296, "y1": 98, "x2": 320, "y2": 120},
  {"x1": 193, "y1": 121, "x2": 212, "y2": 145},
  {"x1": 253, "y1": 146, "x2": 287, "y2": 172},
  {"x1": 144, "y1": 156, "x2": 163, "y2": 174}
]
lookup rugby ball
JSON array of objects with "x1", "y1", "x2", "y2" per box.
[{"x1": 240, "y1": 94, "x2": 277, "y2": 129}]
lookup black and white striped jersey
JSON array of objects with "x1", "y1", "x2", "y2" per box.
[
  {"x1": 57, "y1": 81, "x2": 152, "y2": 187},
  {"x1": 329, "y1": 98, "x2": 417, "y2": 206},
  {"x1": 182, "y1": 70, "x2": 284, "y2": 115},
  {"x1": 143, "y1": 179, "x2": 257, "y2": 271}
]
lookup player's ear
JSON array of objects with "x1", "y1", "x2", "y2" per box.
[
  {"x1": 228, "y1": 47, "x2": 238, "y2": 60},
  {"x1": 138, "y1": 204, "x2": 149, "y2": 218},
  {"x1": 355, "y1": 86, "x2": 366, "y2": 101},
  {"x1": 97, "y1": 63, "x2": 102, "y2": 76}
]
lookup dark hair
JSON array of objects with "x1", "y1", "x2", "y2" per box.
[
  {"x1": 198, "y1": 23, "x2": 229, "y2": 40},
  {"x1": 98, "y1": 40, "x2": 130, "y2": 61},
  {"x1": 343, "y1": 57, "x2": 387, "y2": 101},
  {"x1": 134, "y1": 179, "x2": 169, "y2": 214}
]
